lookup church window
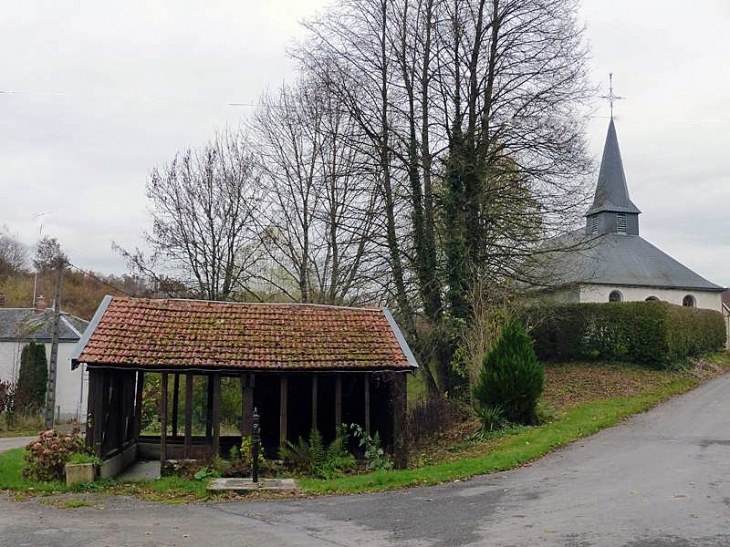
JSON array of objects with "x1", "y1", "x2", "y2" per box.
[
  {"x1": 682, "y1": 294, "x2": 696, "y2": 307},
  {"x1": 645, "y1": 296, "x2": 659, "y2": 302},
  {"x1": 616, "y1": 213, "x2": 627, "y2": 234},
  {"x1": 609, "y1": 290, "x2": 622, "y2": 302},
  {"x1": 591, "y1": 217, "x2": 598, "y2": 234}
]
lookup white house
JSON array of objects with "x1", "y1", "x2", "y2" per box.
[
  {"x1": 536, "y1": 118, "x2": 726, "y2": 312},
  {"x1": 0, "y1": 296, "x2": 89, "y2": 421}
]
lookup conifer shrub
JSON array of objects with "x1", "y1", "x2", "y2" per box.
[
  {"x1": 473, "y1": 320, "x2": 545, "y2": 425},
  {"x1": 15, "y1": 342, "x2": 48, "y2": 412}
]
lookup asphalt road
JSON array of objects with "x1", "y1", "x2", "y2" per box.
[
  {"x1": 0, "y1": 436, "x2": 35, "y2": 453},
  {"x1": 2, "y1": 374, "x2": 730, "y2": 547}
]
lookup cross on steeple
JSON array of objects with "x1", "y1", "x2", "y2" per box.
[{"x1": 600, "y1": 73, "x2": 624, "y2": 118}]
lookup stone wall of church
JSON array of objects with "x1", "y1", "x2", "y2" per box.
[{"x1": 579, "y1": 284, "x2": 723, "y2": 312}]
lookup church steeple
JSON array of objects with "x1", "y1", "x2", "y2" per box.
[{"x1": 585, "y1": 118, "x2": 641, "y2": 236}]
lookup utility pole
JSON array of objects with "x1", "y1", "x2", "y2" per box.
[{"x1": 44, "y1": 260, "x2": 63, "y2": 430}]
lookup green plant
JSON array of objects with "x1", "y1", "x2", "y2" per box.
[
  {"x1": 348, "y1": 424, "x2": 393, "y2": 471},
  {"x1": 15, "y1": 342, "x2": 48, "y2": 412},
  {"x1": 280, "y1": 428, "x2": 355, "y2": 479},
  {"x1": 473, "y1": 320, "x2": 545, "y2": 424},
  {"x1": 476, "y1": 404, "x2": 506, "y2": 435},
  {"x1": 23, "y1": 428, "x2": 86, "y2": 481},
  {"x1": 522, "y1": 302, "x2": 726, "y2": 368},
  {"x1": 67, "y1": 452, "x2": 101, "y2": 466},
  {"x1": 193, "y1": 465, "x2": 220, "y2": 481}
]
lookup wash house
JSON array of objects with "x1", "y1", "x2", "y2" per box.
[{"x1": 71, "y1": 296, "x2": 417, "y2": 475}]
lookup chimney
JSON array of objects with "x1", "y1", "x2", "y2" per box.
[
  {"x1": 35, "y1": 295, "x2": 47, "y2": 314},
  {"x1": 0, "y1": 293, "x2": 5, "y2": 307}
]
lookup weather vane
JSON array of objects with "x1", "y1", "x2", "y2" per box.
[{"x1": 600, "y1": 73, "x2": 624, "y2": 118}]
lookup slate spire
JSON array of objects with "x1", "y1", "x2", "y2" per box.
[{"x1": 586, "y1": 118, "x2": 641, "y2": 216}]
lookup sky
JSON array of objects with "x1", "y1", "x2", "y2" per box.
[{"x1": 1, "y1": 0, "x2": 728, "y2": 287}]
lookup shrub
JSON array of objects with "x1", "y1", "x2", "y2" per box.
[
  {"x1": 476, "y1": 405, "x2": 506, "y2": 434},
  {"x1": 23, "y1": 428, "x2": 86, "y2": 481},
  {"x1": 15, "y1": 342, "x2": 48, "y2": 412},
  {"x1": 405, "y1": 396, "x2": 460, "y2": 446},
  {"x1": 348, "y1": 423, "x2": 393, "y2": 471},
  {"x1": 279, "y1": 428, "x2": 356, "y2": 479},
  {"x1": 523, "y1": 302, "x2": 726, "y2": 368},
  {"x1": 472, "y1": 320, "x2": 545, "y2": 424}
]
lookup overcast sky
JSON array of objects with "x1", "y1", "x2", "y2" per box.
[{"x1": 1, "y1": 0, "x2": 728, "y2": 287}]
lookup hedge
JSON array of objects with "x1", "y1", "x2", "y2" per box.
[{"x1": 521, "y1": 301, "x2": 726, "y2": 368}]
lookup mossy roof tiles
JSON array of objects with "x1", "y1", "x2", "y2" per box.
[{"x1": 73, "y1": 297, "x2": 416, "y2": 372}]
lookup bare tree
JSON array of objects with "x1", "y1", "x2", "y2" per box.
[
  {"x1": 296, "y1": 0, "x2": 593, "y2": 394},
  {"x1": 0, "y1": 227, "x2": 28, "y2": 278},
  {"x1": 120, "y1": 131, "x2": 261, "y2": 301},
  {"x1": 33, "y1": 236, "x2": 67, "y2": 272},
  {"x1": 251, "y1": 80, "x2": 382, "y2": 305}
]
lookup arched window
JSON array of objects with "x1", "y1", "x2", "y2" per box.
[
  {"x1": 609, "y1": 290, "x2": 622, "y2": 303},
  {"x1": 645, "y1": 296, "x2": 659, "y2": 302},
  {"x1": 682, "y1": 294, "x2": 696, "y2": 307}
]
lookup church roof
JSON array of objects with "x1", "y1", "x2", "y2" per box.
[
  {"x1": 540, "y1": 232, "x2": 724, "y2": 292},
  {"x1": 585, "y1": 119, "x2": 641, "y2": 216}
]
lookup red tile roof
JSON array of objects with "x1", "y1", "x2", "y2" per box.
[{"x1": 73, "y1": 297, "x2": 416, "y2": 372}]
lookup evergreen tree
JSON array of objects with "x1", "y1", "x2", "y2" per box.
[
  {"x1": 473, "y1": 320, "x2": 544, "y2": 424},
  {"x1": 15, "y1": 341, "x2": 48, "y2": 412}
]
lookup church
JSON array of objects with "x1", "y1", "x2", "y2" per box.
[{"x1": 538, "y1": 117, "x2": 725, "y2": 313}]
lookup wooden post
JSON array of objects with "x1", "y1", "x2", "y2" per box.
[
  {"x1": 279, "y1": 375, "x2": 288, "y2": 448},
  {"x1": 91, "y1": 369, "x2": 104, "y2": 457},
  {"x1": 171, "y1": 373, "x2": 180, "y2": 438},
  {"x1": 241, "y1": 373, "x2": 254, "y2": 436},
  {"x1": 211, "y1": 373, "x2": 221, "y2": 456},
  {"x1": 160, "y1": 372, "x2": 168, "y2": 464},
  {"x1": 311, "y1": 375, "x2": 318, "y2": 432},
  {"x1": 205, "y1": 374, "x2": 214, "y2": 439},
  {"x1": 133, "y1": 371, "x2": 145, "y2": 441},
  {"x1": 364, "y1": 373, "x2": 371, "y2": 435},
  {"x1": 334, "y1": 374, "x2": 342, "y2": 434},
  {"x1": 392, "y1": 373, "x2": 408, "y2": 469},
  {"x1": 184, "y1": 373, "x2": 193, "y2": 459}
]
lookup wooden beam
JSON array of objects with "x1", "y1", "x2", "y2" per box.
[
  {"x1": 205, "y1": 374, "x2": 214, "y2": 439},
  {"x1": 91, "y1": 369, "x2": 104, "y2": 457},
  {"x1": 311, "y1": 375, "x2": 318, "y2": 432},
  {"x1": 184, "y1": 373, "x2": 193, "y2": 459},
  {"x1": 160, "y1": 372, "x2": 168, "y2": 463},
  {"x1": 392, "y1": 373, "x2": 408, "y2": 469},
  {"x1": 171, "y1": 373, "x2": 180, "y2": 438},
  {"x1": 334, "y1": 374, "x2": 342, "y2": 434},
  {"x1": 241, "y1": 373, "x2": 254, "y2": 437},
  {"x1": 364, "y1": 373, "x2": 371, "y2": 436},
  {"x1": 279, "y1": 375, "x2": 288, "y2": 448},
  {"x1": 211, "y1": 373, "x2": 221, "y2": 456}
]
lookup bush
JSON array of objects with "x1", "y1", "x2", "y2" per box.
[
  {"x1": 279, "y1": 428, "x2": 356, "y2": 479},
  {"x1": 23, "y1": 428, "x2": 86, "y2": 481},
  {"x1": 523, "y1": 302, "x2": 726, "y2": 368},
  {"x1": 473, "y1": 320, "x2": 544, "y2": 425},
  {"x1": 405, "y1": 396, "x2": 460, "y2": 446},
  {"x1": 348, "y1": 423, "x2": 393, "y2": 471},
  {"x1": 15, "y1": 342, "x2": 48, "y2": 412}
]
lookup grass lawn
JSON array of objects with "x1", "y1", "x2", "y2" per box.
[{"x1": 1, "y1": 353, "x2": 728, "y2": 500}]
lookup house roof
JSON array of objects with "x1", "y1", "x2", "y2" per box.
[
  {"x1": 585, "y1": 119, "x2": 641, "y2": 216},
  {"x1": 72, "y1": 296, "x2": 418, "y2": 372},
  {"x1": 536, "y1": 232, "x2": 725, "y2": 292},
  {"x1": 0, "y1": 308, "x2": 88, "y2": 342}
]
